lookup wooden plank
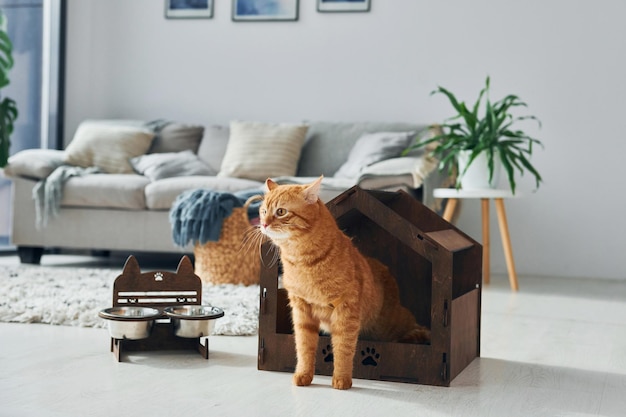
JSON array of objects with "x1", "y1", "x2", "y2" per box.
[
  {"x1": 449, "y1": 289, "x2": 480, "y2": 380},
  {"x1": 425, "y1": 229, "x2": 474, "y2": 253}
]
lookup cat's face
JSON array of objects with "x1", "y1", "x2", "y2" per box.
[{"x1": 259, "y1": 177, "x2": 323, "y2": 242}]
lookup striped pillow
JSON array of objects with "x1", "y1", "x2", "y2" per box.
[{"x1": 218, "y1": 121, "x2": 309, "y2": 181}]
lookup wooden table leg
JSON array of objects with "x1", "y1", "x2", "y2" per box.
[
  {"x1": 442, "y1": 198, "x2": 457, "y2": 222},
  {"x1": 495, "y1": 198, "x2": 519, "y2": 291},
  {"x1": 481, "y1": 198, "x2": 490, "y2": 285}
]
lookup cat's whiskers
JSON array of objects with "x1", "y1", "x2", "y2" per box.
[
  {"x1": 241, "y1": 225, "x2": 264, "y2": 253},
  {"x1": 241, "y1": 225, "x2": 280, "y2": 268},
  {"x1": 262, "y1": 242, "x2": 281, "y2": 268}
]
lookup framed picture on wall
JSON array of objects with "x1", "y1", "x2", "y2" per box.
[
  {"x1": 232, "y1": 0, "x2": 299, "y2": 22},
  {"x1": 165, "y1": 0, "x2": 214, "y2": 19},
  {"x1": 317, "y1": 0, "x2": 370, "y2": 13}
]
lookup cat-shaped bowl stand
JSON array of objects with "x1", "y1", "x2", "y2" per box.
[{"x1": 101, "y1": 255, "x2": 221, "y2": 362}]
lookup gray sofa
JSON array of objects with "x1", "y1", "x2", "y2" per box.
[{"x1": 2, "y1": 119, "x2": 448, "y2": 264}]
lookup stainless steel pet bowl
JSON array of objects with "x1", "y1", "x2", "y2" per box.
[
  {"x1": 98, "y1": 306, "x2": 161, "y2": 340},
  {"x1": 164, "y1": 305, "x2": 224, "y2": 338}
]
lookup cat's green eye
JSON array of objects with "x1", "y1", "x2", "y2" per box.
[{"x1": 276, "y1": 208, "x2": 288, "y2": 217}]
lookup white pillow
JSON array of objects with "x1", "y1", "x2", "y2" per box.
[
  {"x1": 333, "y1": 131, "x2": 416, "y2": 180},
  {"x1": 130, "y1": 150, "x2": 216, "y2": 181},
  {"x1": 64, "y1": 123, "x2": 155, "y2": 173},
  {"x1": 218, "y1": 121, "x2": 309, "y2": 181}
]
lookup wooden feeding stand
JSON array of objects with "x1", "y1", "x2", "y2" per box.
[
  {"x1": 106, "y1": 255, "x2": 209, "y2": 361},
  {"x1": 257, "y1": 187, "x2": 482, "y2": 386}
]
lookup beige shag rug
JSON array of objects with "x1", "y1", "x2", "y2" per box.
[{"x1": 0, "y1": 264, "x2": 260, "y2": 336}]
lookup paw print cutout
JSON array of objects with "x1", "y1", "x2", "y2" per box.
[
  {"x1": 154, "y1": 272, "x2": 164, "y2": 281},
  {"x1": 361, "y1": 347, "x2": 380, "y2": 366},
  {"x1": 322, "y1": 345, "x2": 334, "y2": 363}
]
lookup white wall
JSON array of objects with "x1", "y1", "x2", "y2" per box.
[{"x1": 64, "y1": 0, "x2": 626, "y2": 281}]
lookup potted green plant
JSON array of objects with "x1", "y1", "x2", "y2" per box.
[
  {"x1": 405, "y1": 76, "x2": 543, "y2": 194},
  {"x1": 0, "y1": 9, "x2": 18, "y2": 168}
]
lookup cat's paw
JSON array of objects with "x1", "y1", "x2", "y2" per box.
[
  {"x1": 331, "y1": 375, "x2": 352, "y2": 390},
  {"x1": 293, "y1": 372, "x2": 314, "y2": 387}
]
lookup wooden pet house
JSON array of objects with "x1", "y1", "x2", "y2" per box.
[{"x1": 257, "y1": 187, "x2": 482, "y2": 386}]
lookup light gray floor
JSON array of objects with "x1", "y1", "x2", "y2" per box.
[{"x1": 1, "y1": 253, "x2": 626, "y2": 417}]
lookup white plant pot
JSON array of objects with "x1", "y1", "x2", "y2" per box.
[{"x1": 457, "y1": 150, "x2": 501, "y2": 189}]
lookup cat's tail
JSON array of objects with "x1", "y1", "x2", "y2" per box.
[{"x1": 399, "y1": 325, "x2": 431, "y2": 344}]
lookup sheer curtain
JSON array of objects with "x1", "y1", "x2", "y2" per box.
[{"x1": 0, "y1": 0, "x2": 65, "y2": 247}]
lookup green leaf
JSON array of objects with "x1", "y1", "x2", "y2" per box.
[
  {"x1": 0, "y1": 32, "x2": 14, "y2": 70},
  {"x1": 0, "y1": 10, "x2": 17, "y2": 168}
]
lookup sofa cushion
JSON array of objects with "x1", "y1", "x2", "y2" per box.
[
  {"x1": 297, "y1": 121, "x2": 430, "y2": 177},
  {"x1": 61, "y1": 174, "x2": 150, "y2": 210},
  {"x1": 64, "y1": 122, "x2": 155, "y2": 173},
  {"x1": 146, "y1": 121, "x2": 205, "y2": 154},
  {"x1": 333, "y1": 131, "x2": 415, "y2": 180},
  {"x1": 196, "y1": 124, "x2": 230, "y2": 172},
  {"x1": 2, "y1": 149, "x2": 65, "y2": 179},
  {"x1": 130, "y1": 150, "x2": 216, "y2": 181},
  {"x1": 144, "y1": 176, "x2": 263, "y2": 210},
  {"x1": 218, "y1": 121, "x2": 308, "y2": 182}
]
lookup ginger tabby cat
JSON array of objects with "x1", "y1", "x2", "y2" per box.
[{"x1": 256, "y1": 176, "x2": 430, "y2": 390}]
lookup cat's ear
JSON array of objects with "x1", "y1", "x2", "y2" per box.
[
  {"x1": 265, "y1": 178, "x2": 278, "y2": 192},
  {"x1": 303, "y1": 175, "x2": 323, "y2": 204}
]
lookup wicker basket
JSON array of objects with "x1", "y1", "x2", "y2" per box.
[{"x1": 193, "y1": 198, "x2": 261, "y2": 286}]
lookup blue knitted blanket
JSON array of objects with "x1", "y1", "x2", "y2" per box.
[{"x1": 169, "y1": 189, "x2": 263, "y2": 246}]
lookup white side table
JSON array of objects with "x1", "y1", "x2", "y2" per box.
[{"x1": 433, "y1": 188, "x2": 520, "y2": 291}]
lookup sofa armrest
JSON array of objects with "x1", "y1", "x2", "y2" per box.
[
  {"x1": 357, "y1": 154, "x2": 436, "y2": 187},
  {"x1": 1, "y1": 149, "x2": 65, "y2": 180}
]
